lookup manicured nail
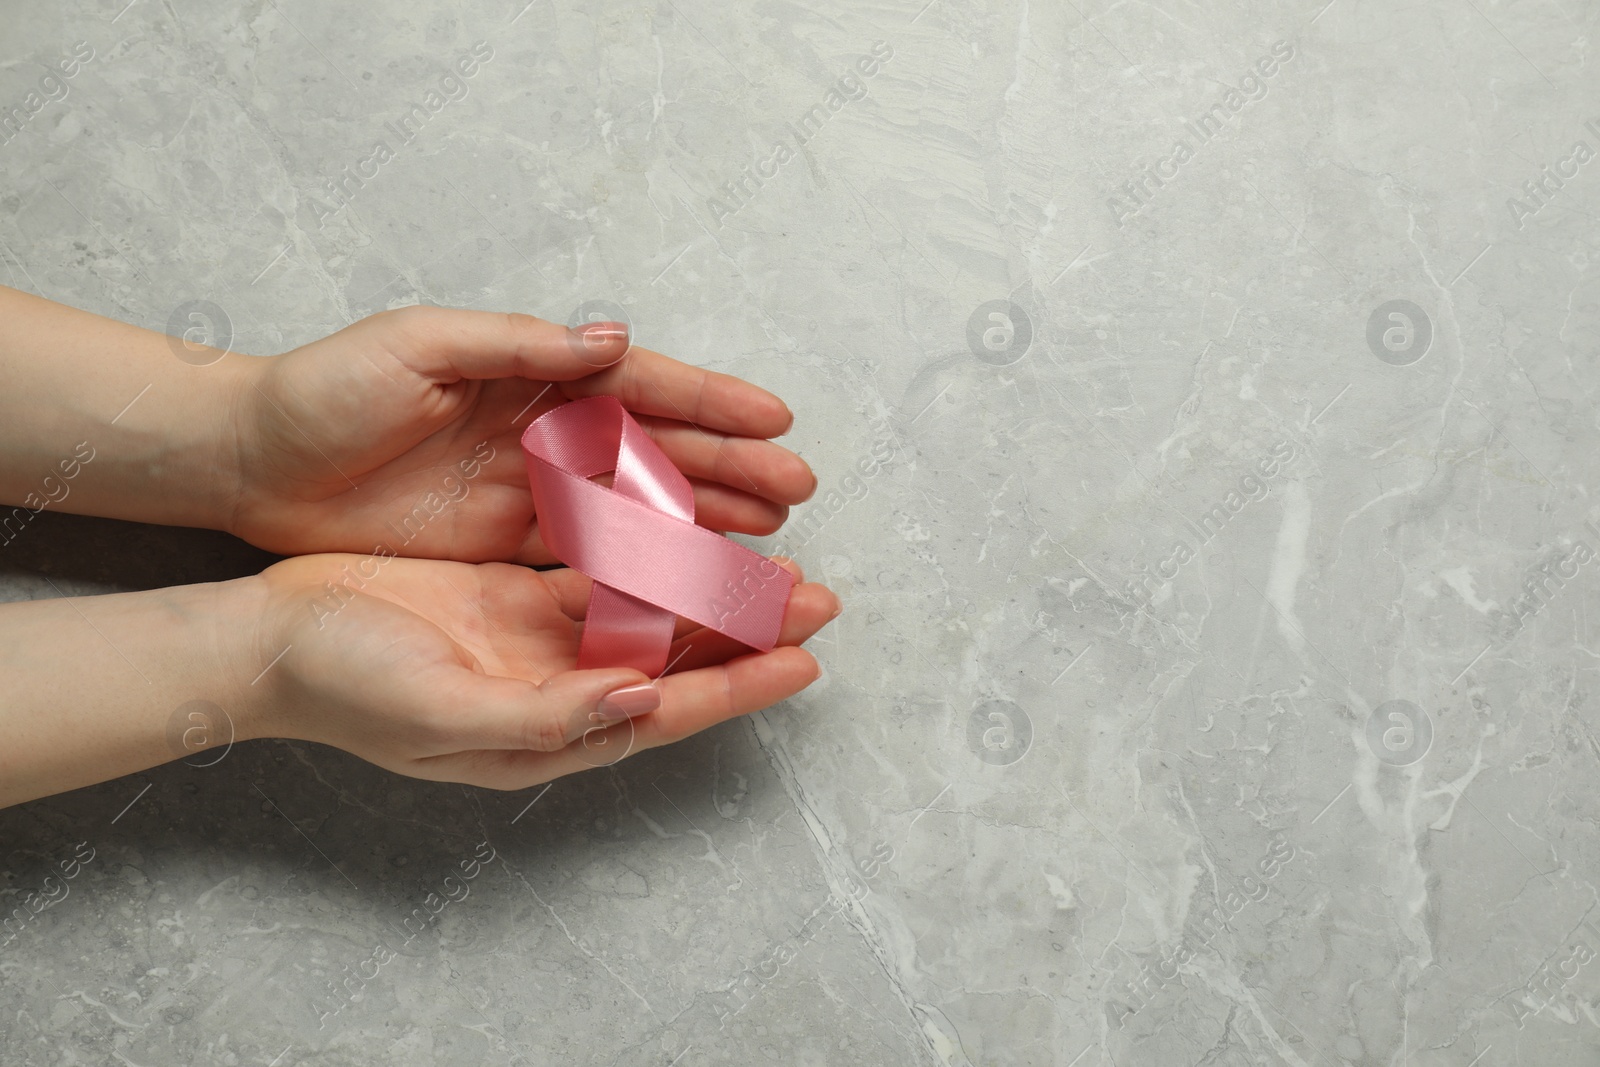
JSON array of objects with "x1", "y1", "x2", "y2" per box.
[
  {"x1": 594, "y1": 682, "x2": 660, "y2": 724},
  {"x1": 575, "y1": 321, "x2": 629, "y2": 350},
  {"x1": 569, "y1": 321, "x2": 631, "y2": 368}
]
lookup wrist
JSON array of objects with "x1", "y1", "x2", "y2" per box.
[
  {"x1": 114, "y1": 350, "x2": 261, "y2": 536},
  {"x1": 191, "y1": 571, "x2": 287, "y2": 746},
  {"x1": 188, "y1": 352, "x2": 265, "y2": 539},
  {"x1": 233, "y1": 554, "x2": 362, "y2": 746}
]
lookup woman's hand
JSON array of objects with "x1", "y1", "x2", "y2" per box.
[
  {"x1": 0, "y1": 551, "x2": 836, "y2": 807},
  {"x1": 226, "y1": 306, "x2": 818, "y2": 563},
  {"x1": 249, "y1": 553, "x2": 838, "y2": 790}
]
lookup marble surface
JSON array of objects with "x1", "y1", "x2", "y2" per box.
[{"x1": 4, "y1": 0, "x2": 1600, "y2": 1063}]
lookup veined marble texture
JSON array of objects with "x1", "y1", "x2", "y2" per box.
[{"x1": 2, "y1": 0, "x2": 1600, "y2": 1063}]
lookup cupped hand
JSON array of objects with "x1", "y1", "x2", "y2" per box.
[
  {"x1": 224, "y1": 306, "x2": 817, "y2": 563},
  {"x1": 246, "y1": 553, "x2": 838, "y2": 789}
]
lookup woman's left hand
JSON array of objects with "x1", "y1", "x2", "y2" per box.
[{"x1": 223, "y1": 306, "x2": 818, "y2": 562}]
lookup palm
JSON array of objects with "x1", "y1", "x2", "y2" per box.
[
  {"x1": 228, "y1": 308, "x2": 813, "y2": 565},
  {"x1": 261, "y1": 552, "x2": 835, "y2": 790},
  {"x1": 331, "y1": 555, "x2": 580, "y2": 681},
  {"x1": 271, "y1": 556, "x2": 608, "y2": 783},
  {"x1": 294, "y1": 550, "x2": 582, "y2": 694},
  {"x1": 243, "y1": 371, "x2": 561, "y2": 563}
]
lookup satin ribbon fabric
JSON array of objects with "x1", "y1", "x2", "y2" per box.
[{"x1": 522, "y1": 396, "x2": 795, "y2": 676}]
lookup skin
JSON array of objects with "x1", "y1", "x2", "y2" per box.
[{"x1": 0, "y1": 286, "x2": 838, "y2": 808}]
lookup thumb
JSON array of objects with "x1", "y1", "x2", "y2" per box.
[
  {"x1": 440, "y1": 666, "x2": 659, "y2": 753},
  {"x1": 376, "y1": 306, "x2": 631, "y2": 382}
]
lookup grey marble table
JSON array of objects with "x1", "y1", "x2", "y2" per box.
[{"x1": 4, "y1": 0, "x2": 1600, "y2": 1064}]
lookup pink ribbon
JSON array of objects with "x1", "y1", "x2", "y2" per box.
[{"x1": 521, "y1": 396, "x2": 794, "y2": 676}]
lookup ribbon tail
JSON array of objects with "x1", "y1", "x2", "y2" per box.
[{"x1": 580, "y1": 583, "x2": 676, "y2": 676}]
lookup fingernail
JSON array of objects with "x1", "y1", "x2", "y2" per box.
[
  {"x1": 828, "y1": 598, "x2": 843, "y2": 621},
  {"x1": 594, "y1": 682, "x2": 660, "y2": 724},
  {"x1": 781, "y1": 407, "x2": 795, "y2": 435},
  {"x1": 575, "y1": 321, "x2": 629, "y2": 350}
]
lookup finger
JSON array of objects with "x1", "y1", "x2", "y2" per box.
[
  {"x1": 538, "y1": 646, "x2": 820, "y2": 764},
  {"x1": 536, "y1": 566, "x2": 595, "y2": 620},
  {"x1": 685, "y1": 477, "x2": 789, "y2": 535},
  {"x1": 412, "y1": 646, "x2": 821, "y2": 790},
  {"x1": 508, "y1": 525, "x2": 559, "y2": 567},
  {"x1": 665, "y1": 581, "x2": 839, "y2": 673},
  {"x1": 375, "y1": 305, "x2": 633, "y2": 383},
  {"x1": 425, "y1": 664, "x2": 655, "y2": 752},
  {"x1": 540, "y1": 557, "x2": 807, "y2": 628},
  {"x1": 634, "y1": 416, "x2": 817, "y2": 505},
  {"x1": 560, "y1": 346, "x2": 793, "y2": 439},
  {"x1": 648, "y1": 646, "x2": 821, "y2": 743}
]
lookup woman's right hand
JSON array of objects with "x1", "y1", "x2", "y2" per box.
[{"x1": 242, "y1": 553, "x2": 838, "y2": 789}]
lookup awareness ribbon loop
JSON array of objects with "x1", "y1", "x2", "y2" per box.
[{"x1": 521, "y1": 396, "x2": 794, "y2": 676}]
